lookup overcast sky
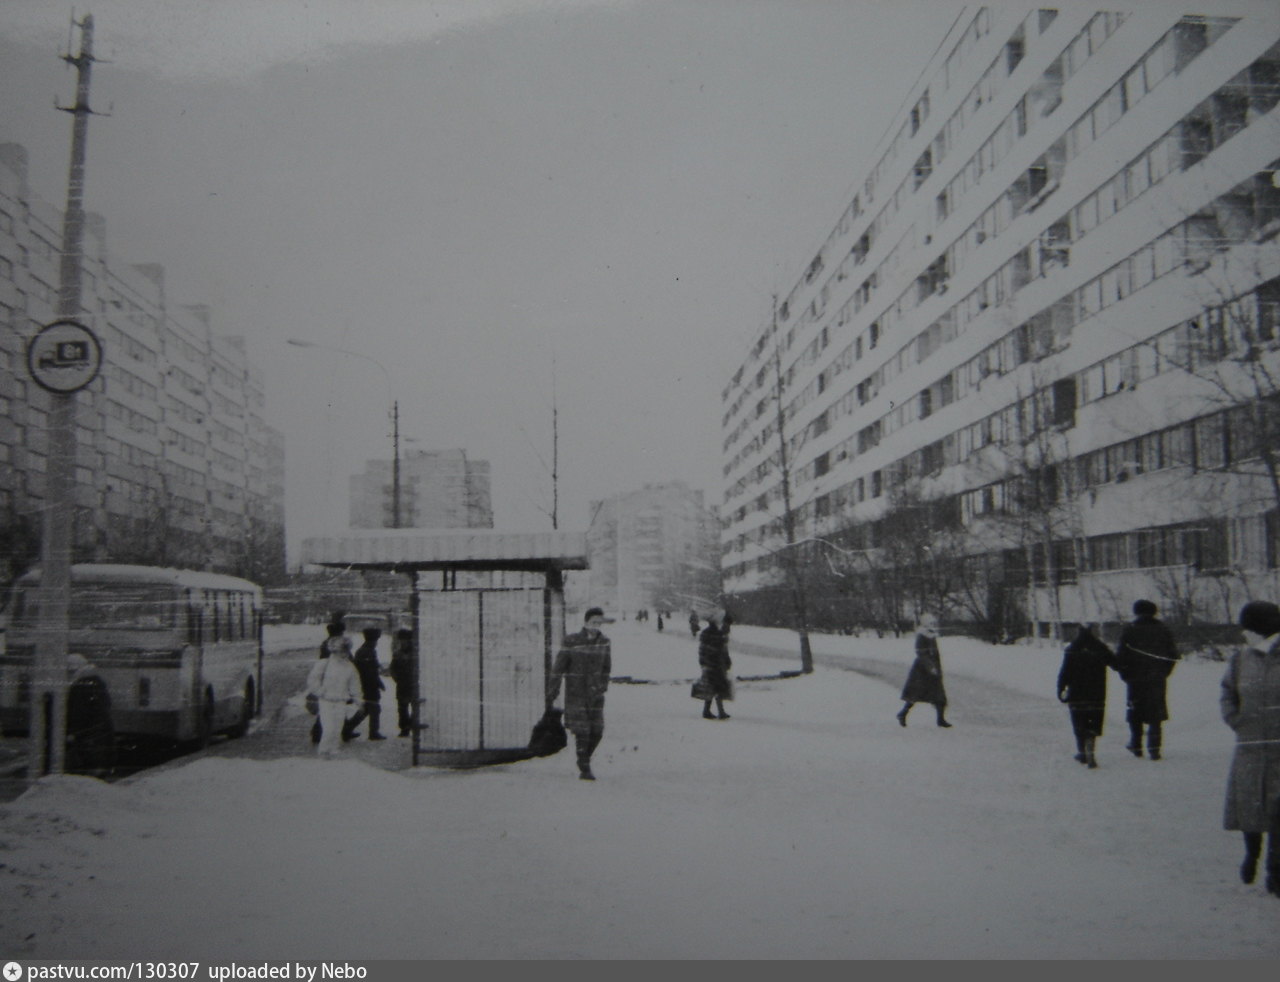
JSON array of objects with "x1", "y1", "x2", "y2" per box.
[{"x1": 0, "y1": 0, "x2": 969, "y2": 563}]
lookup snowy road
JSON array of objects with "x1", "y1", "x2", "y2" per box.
[{"x1": 0, "y1": 621, "x2": 1275, "y2": 959}]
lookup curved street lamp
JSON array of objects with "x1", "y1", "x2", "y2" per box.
[{"x1": 286, "y1": 338, "x2": 402, "y2": 528}]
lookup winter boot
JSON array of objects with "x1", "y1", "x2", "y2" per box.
[
  {"x1": 896, "y1": 704, "x2": 911, "y2": 727},
  {"x1": 936, "y1": 708, "x2": 952, "y2": 728},
  {"x1": 1084, "y1": 736, "x2": 1098, "y2": 769},
  {"x1": 1126, "y1": 723, "x2": 1144, "y2": 757},
  {"x1": 1241, "y1": 833, "x2": 1262, "y2": 885},
  {"x1": 578, "y1": 762, "x2": 595, "y2": 781}
]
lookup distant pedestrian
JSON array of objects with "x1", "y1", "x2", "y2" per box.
[
  {"x1": 548, "y1": 607, "x2": 612, "y2": 780},
  {"x1": 306, "y1": 630, "x2": 361, "y2": 758},
  {"x1": 1057, "y1": 623, "x2": 1116, "y2": 768},
  {"x1": 1114, "y1": 599, "x2": 1179, "y2": 760},
  {"x1": 1221, "y1": 600, "x2": 1280, "y2": 896},
  {"x1": 310, "y1": 620, "x2": 351, "y2": 745},
  {"x1": 656, "y1": 613, "x2": 664, "y2": 632},
  {"x1": 389, "y1": 628, "x2": 415, "y2": 737},
  {"x1": 696, "y1": 606, "x2": 733, "y2": 720},
  {"x1": 689, "y1": 611, "x2": 700, "y2": 637},
  {"x1": 343, "y1": 627, "x2": 387, "y2": 741},
  {"x1": 896, "y1": 615, "x2": 951, "y2": 728}
]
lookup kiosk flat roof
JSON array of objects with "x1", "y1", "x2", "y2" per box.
[{"x1": 301, "y1": 529, "x2": 589, "y2": 571}]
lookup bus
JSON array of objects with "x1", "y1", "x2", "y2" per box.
[{"x1": 1, "y1": 564, "x2": 264, "y2": 746}]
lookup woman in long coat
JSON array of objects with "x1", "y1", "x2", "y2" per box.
[
  {"x1": 1057, "y1": 623, "x2": 1115, "y2": 768},
  {"x1": 1221, "y1": 600, "x2": 1280, "y2": 896},
  {"x1": 897, "y1": 616, "x2": 951, "y2": 728},
  {"x1": 697, "y1": 607, "x2": 733, "y2": 720}
]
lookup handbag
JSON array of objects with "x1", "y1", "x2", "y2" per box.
[
  {"x1": 690, "y1": 678, "x2": 711, "y2": 700},
  {"x1": 305, "y1": 693, "x2": 320, "y2": 716},
  {"x1": 528, "y1": 707, "x2": 568, "y2": 757}
]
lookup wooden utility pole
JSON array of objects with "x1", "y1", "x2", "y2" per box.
[{"x1": 32, "y1": 14, "x2": 100, "y2": 776}]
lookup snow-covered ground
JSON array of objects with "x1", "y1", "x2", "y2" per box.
[{"x1": 1, "y1": 620, "x2": 1275, "y2": 960}]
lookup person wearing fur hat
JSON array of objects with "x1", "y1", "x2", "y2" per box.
[
  {"x1": 1114, "y1": 599, "x2": 1180, "y2": 759},
  {"x1": 1221, "y1": 600, "x2": 1280, "y2": 896},
  {"x1": 697, "y1": 606, "x2": 733, "y2": 720},
  {"x1": 897, "y1": 614, "x2": 951, "y2": 728},
  {"x1": 548, "y1": 607, "x2": 612, "y2": 780}
]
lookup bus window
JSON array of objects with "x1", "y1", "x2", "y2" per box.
[{"x1": 186, "y1": 591, "x2": 203, "y2": 646}]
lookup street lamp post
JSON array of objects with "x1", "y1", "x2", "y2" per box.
[{"x1": 287, "y1": 338, "x2": 402, "y2": 528}]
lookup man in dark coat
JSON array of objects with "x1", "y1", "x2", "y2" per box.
[
  {"x1": 1114, "y1": 599, "x2": 1179, "y2": 759},
  {"x1": 548, "y1": 608, "x2": 612, "y2": 780},
  {"x1": 697, "y1": 607, "x2": 733, "y2": 720},
  {"x1": 388, "y1": 628, "x2": 415, "y2": 737},
  {"x1": 1057, "y1": 623, "x2": 1116, "y2": 768},
  {"x1": 342, "y1": 627, "x2": 387, "y2": 741}
]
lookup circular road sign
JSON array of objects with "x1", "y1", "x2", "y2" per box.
[{"x1": 27, "y1": 319, "x2": 103, "y2": 394}]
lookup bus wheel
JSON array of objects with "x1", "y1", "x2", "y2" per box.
[
  {"x1": 195, "y1": 689, "x2": 216, "y2": 748},
  {"x1": 228, "y1": 680, "x2": 254, "y2": 738}
]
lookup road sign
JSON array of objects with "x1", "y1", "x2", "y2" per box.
[{"x1": 27, "y1": 319, "x2": 102, "y2": 394}]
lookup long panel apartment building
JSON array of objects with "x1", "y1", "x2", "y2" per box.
[
  {"x1": 1, "y1": 142, "x2": 286, "y2": 582},
  {"x1": 719, "y1": 7, "x2": 1280, "y2": 636}
]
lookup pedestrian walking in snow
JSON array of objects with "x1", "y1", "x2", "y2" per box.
[
  {"x1": 897, "y1": 616, "x2": 951, "y2": 728},
  {"x1": 656, "y1": 612, "x2": 664, "y2": 632},
  {"x1": 389, "y1": 627, "x2": 415, "y2": 737},
  {"x1": 689, "y1": 611, "x2": 699, "y2": 637},
  {"x1": 696, "y1": 606, "x2": 733, "y2": 720},
  {"x1": 343, "y1": 627, "x2": 387, "y2": 741},
  {"x1": 306, "y1": 632, "x2": 361, "y2": 758},
  {"x1": 1057, "y1": 623, "x2": 1116, "y2": 768},
  {"x1": 548, "y1": 607, "x2": 612, "y2": 780},
  {"x1": 1114, "y1": 599, "x2": 1179, "y2": 760},
  {"x1": 310, "y1": 620, "x2": 351, "y2": 745},
  {"x1": 1221, "y1": 600, "x2": 1280, "y2": 896}
]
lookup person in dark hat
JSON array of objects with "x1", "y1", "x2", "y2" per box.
[
  {"x1": 310, "y1": 619, "x2": 350, "y2": 745},
  {"x1": 1113, "y1": 600, "x2": 1179, "y2": 759},
  {"x1": 548, "y1": 607, "x2": 612, "y2": 780},
  {"x1": 389, "y1": 627, "x2": 415, "y2": 737},
  {"x1": 1221, "y1": 600, "x2": 1280, "y2": 896},
  {"x1": 343, "y1": 627, "x2": 387, "y2": 741},
  {"x1": 1056, "y1": 623, "x2": 1117, "y2": 768}
]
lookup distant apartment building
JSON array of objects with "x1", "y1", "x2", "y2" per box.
[
  {"x1": 719, "y1": 9, "x2": 1280, "y2": 635},
  {"x1": 349, "y1": 447, "x2": 493, "y2": 529},
  {"x1": 585, "y1": 481, "x2": 721, "y2": 615},
  {"x1": 0, "y1": 142, "x2": 286, "y2": 582}
]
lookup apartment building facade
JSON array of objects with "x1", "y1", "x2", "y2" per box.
[
  {"x1": 720, "y1": 8, "x2": 1280, "y2": 635},
  {"x1": 349, "y1": 447, "x2": 493, "y2": 529},
  {"x1": 584, "y1": 481, "x2": 721, "y2": 616},
  {"x1": 0, "y1": 142, "x2": 286, "y2": 583}
]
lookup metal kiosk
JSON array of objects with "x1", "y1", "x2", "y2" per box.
[{"x1": 302, "y1": 530, "x2": 588, "y2": 767}]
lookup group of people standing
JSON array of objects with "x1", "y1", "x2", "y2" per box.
[
  {"x1": 898, "y1": 597, "x2": 1280, "y2": 899},
  {"x1": 305, "y1": 616, "x2": 416, "y2": 758}
]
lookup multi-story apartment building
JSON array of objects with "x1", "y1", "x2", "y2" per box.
[
  {"x1": 585, "y1": 481, "x2": 721, "y2": 616},
  {"x1": 349, "y1": 447, "x2": 493, "y2": 529},
  {"x1": 0, "y1": 142, "x2": 286, "y2": 582},
  {"x1": 720, "y1": 8, "x2": 1280, "y2": 636}
]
